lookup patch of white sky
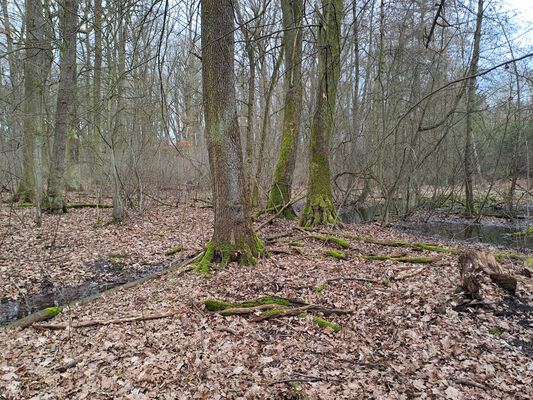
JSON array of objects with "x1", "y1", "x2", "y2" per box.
[{"x1": 503, "y1": 0, "x2": 533, "y2": 46}]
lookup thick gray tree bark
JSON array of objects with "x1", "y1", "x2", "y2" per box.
[
  {"x1": 195, "y1": 0, "x2": 263, "y2": 270},
  {"x1": 47, "y1": 0, "x2": 79, "y2": 213},
  {"x1": 22, "y1": 0, "x2": 46, "y2": 224}
]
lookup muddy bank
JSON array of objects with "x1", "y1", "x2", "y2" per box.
[{"x1": 0, "y1": 259, "x2": 169, "y2": 326}]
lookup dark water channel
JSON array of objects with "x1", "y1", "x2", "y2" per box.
[
  {"x1": 0, "y1": 260, "x2": 168, "y2": 326},
  {"x1": 339, "y1": 206, "x2": 532, "y2": 250},
  {"x1": 392, "y1": 221, "x2": 533, "y2": 250}
]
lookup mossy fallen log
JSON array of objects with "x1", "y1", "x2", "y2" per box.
[
  {"x1": 204, "y1": 296, "x2": 298, "y2": 312},
  {"x1": 204, "y1": 297, "x2": 349, "y2": 333},
  {"x1": 9, "y1": 307, "x2": 63, "y2": 329},
  {"x1": 166, "y1": 246, "x2": 187, "y2": 256},
  {"x1": 33, "y1": 311, "x2": 176, "y2": 330}
]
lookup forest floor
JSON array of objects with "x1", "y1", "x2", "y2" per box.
[{"x1": 0, "y1": 191, "x2": 532, "y2": 399}]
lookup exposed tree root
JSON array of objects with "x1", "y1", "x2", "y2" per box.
[{"x1": 204, "y1": 297, "x2": 349, "y2": 333}]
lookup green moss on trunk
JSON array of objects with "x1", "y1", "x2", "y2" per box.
[
  {"x1": 300, "y1": 194, "x2": 337, "y2": 227},
  {"x1": 195, "y1": 233, "x2": 265, "y2": 273}
]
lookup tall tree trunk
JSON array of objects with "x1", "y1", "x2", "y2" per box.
[
  {"x1": 252, "y1": 47, "x2": 283, "y2": 207},
  {"x1": 112, "y1": 0, "x2": 126, "y2": 221},
  {"x1": 196, "y1": 0, "x2": 264, "y2": 270},
  {"x1": 267, "y1": 0, "x2": 304, "y2": 219},
  {"x1": 47, "y1": 0, "x2": 79, "y2": 213},
  {"x1": 2, "y1": 0, "x2": 23, "y2": 194},
  {"x1": 300, "y1": 0, "x2": 343, "y2": 227},
  {"x1": 234, "y1": 3, "x2": 257, "y2": 202},
  {"x1": 22, "y1": 0, "x2": 46, "y2": 224},
  {"x1": 92, "y1": 0, "x2": 103, "y2": 176},
  {"x1": 464, "y1": 0, "x2": 483, "y2": 217}
]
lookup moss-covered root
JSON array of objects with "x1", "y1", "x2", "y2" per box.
[
  {"x1": 325, "y1": 250, "x2": 347, "y2": 260},
  {"x1": 309, "y1": 234, "x2": 351, "y2": 249},
  {"x1": 299, "y1": 195, "x2": 337, "y2": 227},
  {"x1": 195, "y1": 233, "x2": 266, "y2": 273},
  {"x1": 204, "y1": 296, "x2": 295, "y2": 312}
]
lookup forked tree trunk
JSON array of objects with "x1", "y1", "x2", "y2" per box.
[
  {"x1": 46, "y1": 0, "x2": 79, "y2": 213},
  {"x1": 300, "y1": 0, "x2": 342, "y2": 227},
  {"x1": 267, "y1": 0, "x2": 304, "y2": 219},
  {"x1": 196, "y1": 0, "x2": 263, "y2": 269}
]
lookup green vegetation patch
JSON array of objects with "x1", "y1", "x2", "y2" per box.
[
  {"x1": 258, "y1": 308, "x2": 284, "y2": 317},
  {"x1": 412, "y1": 243, "x2": 461, "y2": 254},
  {"x1": 325, "y1": 250, "x2": 348, "y2": 260},
  {"x1": 288, "y1": 242, "x2": 304, "y2": 247},
  {"x1": 312, "y1": 316, "x2": 340, "y2": 333},
  {"x1": 488, "y1": 327, "x2": 501, "y2": 336},
  {"x1": 309, "y1": 235, "x2": 351, "y2": 249},
  {"x1": 108, "y1": 253, "x2": 127, "y2": 259},
  {"x1": 512, "y1": 227, "x2": 533, "y2": 237},
  {"x1": 494, "y1": 253, "x2": 523, "y2": 260},
  {"x1": 204, "y1": 296, "x2": 295, "y2": 312},
  {"x1": 314, "y1": 285, "x2": 325, "y2": 293},
  {"x1": 17, "y1": 203, "x2": 35, "y2": 208},
  {"x1": 45, "y1": 307, "x2": 63, "y2": 316},
  {"x1": 166, "y1": 246, "x2": 187, "y2": 256}
]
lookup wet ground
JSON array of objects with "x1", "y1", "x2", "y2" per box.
[
  {"x1": 0, "y1": 259, "x2": 168, "y2": 326},
  {"x1": 392, "y1": 220, "x2": 533, "y2": 250}
]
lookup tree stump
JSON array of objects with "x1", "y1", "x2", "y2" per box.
[{"x1": 459, "y1": 251, "x2": 517, "y2": 299}]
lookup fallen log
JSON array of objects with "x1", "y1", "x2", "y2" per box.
[{"x1": 33, "y1": 311, "x2": 176, "y2": 330}]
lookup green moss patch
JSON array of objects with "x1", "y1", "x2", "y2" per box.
[
  {"x1": 108, "y1": 253, "x2": 127, "y2": 259},
  {"x1": 310, "y1": 235, "x2": 351, "y2": 249},
  {"x1": 44, "y1": 307, "x2": 63, "y2": 316},
  {"x1": 312, "y1": 316, "x2": 340, "y2": 333},
  {"x1": 494, "y1": 253, "x2": 523, "y2": 260},
  {"x1": 314, "y1": 285, "x2": 325, "y2": 293},
  {"x1": 204, "y1": 296, "x2": 296, "y2": 312},
  {"x1": 325, "y1": 250, "x2": 348, "y2": 260},
  {"x1": 166, "y1": 246, "x2": 187, "y2": 256},
  {"x1": 288, "y1": 242, "x2": 304, "y2": 247}
]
